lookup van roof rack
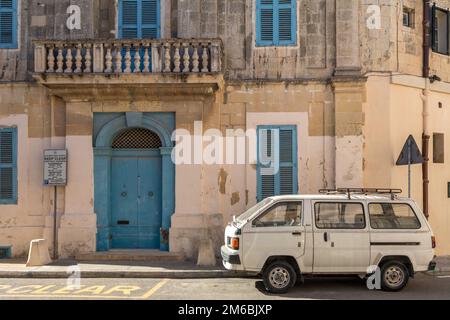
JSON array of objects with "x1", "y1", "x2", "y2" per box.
[{"x1": 318, "y1": 188, "x2": 403, "y2": 200}]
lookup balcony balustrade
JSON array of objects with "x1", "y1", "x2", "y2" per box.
[{"x1": 34, "y1": 39, "x2": 222, "y2": 75}]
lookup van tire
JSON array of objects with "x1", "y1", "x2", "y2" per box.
[
  {"x1": 380, "y1": 260, "x2": 409, "y2": 292},
  {"x1": 263, "y1": 261, "x2": 297, "y2": 294}
]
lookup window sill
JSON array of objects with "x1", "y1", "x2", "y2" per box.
[
  {"x1": 255, "y1": 43, "x2": 298, "y2": 48},
  {"x1": 431, "y1": 51, "x2": 450, "y2": 57},
  {"x1": 0, "y1": 45, "x2": 18, "y2": 50},
  {"x1": 0, "y1": 201, "x2": 18, "y2": 205}
]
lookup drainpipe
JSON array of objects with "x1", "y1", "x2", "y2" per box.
[{"x1": 422, "y1": 0, "x2": 431, "y2": 219}]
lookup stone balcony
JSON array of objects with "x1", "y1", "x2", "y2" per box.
[{"x1": 33, "y1": 38, "x2": 224, "y2": 100}]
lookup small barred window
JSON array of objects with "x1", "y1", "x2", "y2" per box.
[{"x1": 112, "y1": 128, "x2": 162, "y2": 149}]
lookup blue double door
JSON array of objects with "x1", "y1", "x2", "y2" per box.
[{"x1": 111, "y1": 151, "x2": 162, "y2": 249}]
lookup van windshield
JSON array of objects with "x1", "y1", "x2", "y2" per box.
[{"x1": 236, "y1": 198, "x2": 273, "y2": 223}]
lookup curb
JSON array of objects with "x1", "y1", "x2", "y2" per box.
[
  {"x1": 0, "y1": 270, "x2": 253, "y2": 279},
  {"x1": 428, "y1": 268, "x2": 450, "y2": 274}
]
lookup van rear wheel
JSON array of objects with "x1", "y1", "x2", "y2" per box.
[
  {"x1": 263, "y1": 261, "x2": 297, "y2": 294},
  {"x1": 380, "y1": 261, "x2": 409, "y2": 292}
]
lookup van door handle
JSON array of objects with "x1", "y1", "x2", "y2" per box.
[
  {"x1": 292, "y1": 231, "x2": 302, "y2": 236},
  {"x1": 324, "y1": 232, "x2": 329, "y2": 242}
]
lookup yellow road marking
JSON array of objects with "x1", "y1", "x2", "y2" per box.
[
  {"x1": 74, "y1": 285, "x2": 107, "y2": 295},
  {"x1": 0, "y1": 281, "x2": 169, "y2": 300},
  {"x1": 104, "y1": 285, "x2": 141, "y2": 296},
  {"x1": 140, "y1": 279, "x2": 169, "y2": 300},
  {"x1": 32, "y1": 285, "x2": 57, "y2": 294},
  {"x1": 6, "y1": 285, "x2": 42, "y2": 294},
  {"x1": 0, "y1": 294, "x2": 136, "y2": 299}
]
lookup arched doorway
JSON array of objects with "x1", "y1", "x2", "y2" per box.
[
  {"x1": 110, "y1": 128, "x2": 162, "y2": 249},
  {"x1": 94, "y1": 113, "x2": 175, "y2": 252}
]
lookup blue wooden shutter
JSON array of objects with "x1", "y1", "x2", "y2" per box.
[
  {"x1": 257, "y1": 0, "x2": 274, "y2": 46},
  {"x1": 277, "y1": 0, "x2": 296, "y2": 45},
  {"x1": 258, "y1": 128, "x2": 276, "y2": 200},
  {"x1": 256, "y1": 0, "x2": 296, "y2": 46},
  {"x1": 257, "y1": 126, "x2": 298, "y2": 201},
  {"x1": 119, "y1": 0, "x2": 139, "y2": 38},
  {"x1": 119, "y1": 0, "x2": 160, "y2": 39},
  {"x1": 279, "y1": 127, "x2": 297, "y2": 195},
  {"x1": 141, "y1": 0, "x2": 160, "y2": 38},
  {"x1": 0, "y1": 0, "x2": 17, "y2": 49},
  {"x1": 0, "y1": 128, "x2": 17, "y2": 204}
]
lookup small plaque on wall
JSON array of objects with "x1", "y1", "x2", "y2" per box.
[{"x1": 43, "y1": 150, "x2": 68, "y2": 186}]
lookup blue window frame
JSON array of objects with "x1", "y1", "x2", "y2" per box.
[
  {"x1": 118, "y1": 0, "x2": 160, "y2": 39},
  {"x1": 0, "y1": 127, "x2": 17, "y2": 205},
  {"x1": 256, "y1": 0, "x2": 297, "y2": 46},
  {"x1": 0, "y1": 0, "x2": 17, "y2": 49},
  {"x1": 257, "y1": 125, "x2": 298, "y2": 201}
]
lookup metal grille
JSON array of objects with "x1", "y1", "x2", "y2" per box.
[{"x1": 112, "y1": 128, "x2": 162, "y2": 149}]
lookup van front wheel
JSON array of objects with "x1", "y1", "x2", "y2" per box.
[
  {"x1": 380, "y1": 261, "x2": 409, "y2": 292},
  {"x1": 263, "y1": 261, "x2": 297, "y2": 294}
]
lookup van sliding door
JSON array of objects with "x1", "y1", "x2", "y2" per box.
[{"x1": 312, "y1": 201, "x2": 370, "y2": 273}]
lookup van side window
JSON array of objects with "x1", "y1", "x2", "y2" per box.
[
  {"x1": 253, "y1": 202, "x2": 302, "y2": 227},
  {"x1": 369, "y1": 203, "x2": 421, "y2": 229},
  {"x1": 315, "y1": 202, "x2": 365, "y2": 229}
]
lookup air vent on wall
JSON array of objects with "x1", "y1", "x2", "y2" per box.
[{"x1": 0, "y1": 246, "x2": 11, "y2": 259}]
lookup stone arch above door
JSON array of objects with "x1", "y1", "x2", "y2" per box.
[{"x1": 95, "y1": 112, "x2": 173, "y2": 148}]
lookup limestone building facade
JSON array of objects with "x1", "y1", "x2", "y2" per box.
[{"x1": 1, "y1": 0, "x2": 450, "y2": 259}]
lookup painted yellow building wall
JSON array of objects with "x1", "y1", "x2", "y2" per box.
[{"x1": 365, "y1": 75, "x2": 450, "y2": 255}]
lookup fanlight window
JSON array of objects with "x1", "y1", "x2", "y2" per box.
[{"x1": 112, "y1": 128, "x2": 162, "y2": 149}]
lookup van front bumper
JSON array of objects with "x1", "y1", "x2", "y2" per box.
[{"x1": 221, "y1": 245, "x2": 241, "y2": 265}]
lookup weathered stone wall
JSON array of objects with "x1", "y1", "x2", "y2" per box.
[
  {"x1": 0, "y1": 0, "x2": 106, "y2": 82},
  {"x1": 359, "y1": 0, "x2": 450, "y2": 81},
  {"x1": 1, "y1": 0, "x2": 338, "y2": 82},
  {"x1": 222, "y1": 81, "x2": 336, "y2": 201},
  {"x1": 171, "y1": 81, "x2": 337, "y2": 260},
  {"x1": 0, "y1": 75, "x2": 340, "y2": 258},
  {"x1": 235, "y1": 0, "x2": 336, "y2": 79},
  {"x1": 5, "y1": 0, "x2": 450, "y2": 82},
  {"x1": 360, "y1": 0, "x2": 398, "y2": 74},
  {"x1": 5, "y1": 0, "x2": 450, "y2": 259},
  {"x1": 0, "y1": 84, "x2": 54, "y2": 257}
]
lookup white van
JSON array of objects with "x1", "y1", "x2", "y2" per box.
[{"x1": 221, "y1": 189, "x2": 436, "y2": 293}]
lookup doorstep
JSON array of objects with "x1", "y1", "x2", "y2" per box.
[
  {"x1": 75, "y1": 249, "x2": 185, "y2": 262},
  {"x1": 0, "y1": 259, "x2": 251, "y2": 279}
]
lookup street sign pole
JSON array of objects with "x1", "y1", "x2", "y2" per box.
[
  {"x1": 43, "y1": 149, "x2": 68, "y2": 260},
  {"x1": 53, "y1": 186, "x2": 57, "y2": 260},
  {"x1": 408, "y1": 139, "x2": 411, "y2": 198}
]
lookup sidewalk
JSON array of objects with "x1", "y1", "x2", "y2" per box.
[
  {"x1": 0, "y1": 259, "x2": 251, "y2": 279},
  {"x1": 0, "y1": 256, "x2": 448, "y2": 279}
]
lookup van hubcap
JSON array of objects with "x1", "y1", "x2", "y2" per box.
[
  {"x1": 269, "y1": 267, "x2": 290, "y2": 289},
  {"x1": 385, "y1": 266, "x2": 404, "y2": 287}
]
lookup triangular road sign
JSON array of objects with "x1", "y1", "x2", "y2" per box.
[{"x1": 396, "y1": 135, "x2": 423, "y2": 166}]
